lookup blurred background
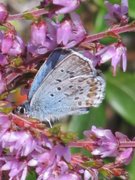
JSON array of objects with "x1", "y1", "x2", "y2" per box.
[{"x1": 1, "y1": 0, "x2": 135, "y2": 179}]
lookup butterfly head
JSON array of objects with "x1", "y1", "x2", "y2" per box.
[{"x1": 13, "y1": 101, "x2": 30, "y2": 116}]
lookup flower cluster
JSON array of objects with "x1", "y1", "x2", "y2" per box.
[
  {"x1": 84, "y1": 126, "x2": 134, "y2": 165},
  {"x1": 0, "y1": 0, "x2": 130, "y2": 76},
  {"x1": 0, "y1": 113, "x2": 76, "y2": 179},
  {"x1": 0, "y1": 113, "x2": 134, "y2": 179}
]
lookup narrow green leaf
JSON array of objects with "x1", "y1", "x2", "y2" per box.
[
  {"x1": 26, "y1": 171, "x2": 36, "y2": 180},
  {"x1": 127, "y1": 156, "x2": 135, "y2": 180},
  {"x1": 106, "y1": 72, "x2": 135, "y2": 125},
  {"x1": 129, "y1": 0, "x2": 135, "y2": 18}
]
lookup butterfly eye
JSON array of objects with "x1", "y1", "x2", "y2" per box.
[
  {"x1": 13, "y1": 106, "x2": 26, "y2": 115},
  {"x1": 18, "y1": 106, "x2": 25, "y2": 114}
]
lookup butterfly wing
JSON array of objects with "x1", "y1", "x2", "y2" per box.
[
  {"x1": 28, "y1": 48, "x2": 71, "y2": 100},
  {"x1": 30, "y1": 75, "x2": 105, "y2": 121},
  {"x1": 29, "y1": 51, "x2": 105, "y2": 122},
  {"x1": 29, "y1": 50, "x2": 97, "y2": 98}
]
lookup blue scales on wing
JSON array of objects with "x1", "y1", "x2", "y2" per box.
[{"x1": 28, "y1": 49, "x2": 71, "y2": 100}]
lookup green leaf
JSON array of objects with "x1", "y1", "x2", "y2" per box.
[
  {"x1": 127, "y1": 156, "x2": 135, "y2": 180},
  {"x1": 94, "y1": 8, "x2": 107, "y2": 33},
  {"x1": 0, "y1": 26, "x2": 7, "y2": 31},
  {"x1": 26, "y1": 171, "x2": 36, "y2": 180},
  {"x1": 23, "y1": 11, "x2": 36, "y2": 20},
  {"x1": 129, "y1": 0, "x2": 135, "y2": 18},
  {"x1": 68, "y1": 103, "x2": 106, "y2": 138},
  {"x1": 105, "y1": 72, "x2": 135, "y2": 125}
]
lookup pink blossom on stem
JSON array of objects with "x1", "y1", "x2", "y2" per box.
[
  {"x1": 0, "y1": 54, "x2": 8, "y2": 66},
  {"x1": 28, "y1": 20, "x2": 57, "y2": 56},
  {"x1": 111, "y1": 44, "x2": 127, "y2": 75},
  {"x1": 0, "y1": 73, "x2": 6, "y2": 94},
  {"x1": 0, "y1": 114, "x2": 83, "y2": 179},
  {"x1": 96, "y1": 43, "x2": 127, "y2": 75},
  {"x1": 116, "y1": 148, "x2": 134, "y2": 165},
  {"x1": 57, "y1": 20, "x2": 72, "y2": 45},
  {"x1": 1, "y1": 31, "x2": 14, "y2": 54},
  {"x1": 53, "y1": 0, "x2": 80, "y2": 14},
  {"x1": 84, "y1": 126, "x2": 134, "y2": 165},
  {"x1": 0, "y1": 3, "x2": 8, "y2": 23},
  {"x1": 1, "y1": 31, "x2": 24, "y2": 56},
  {"x1": 84, "y1": 126, "x2": 118, "y2": 158},
  {"x1": 57, "y1": 12, "x2": 86, "y2": 48},
  {"x1": 104, "y1": 0, "x2": 128, "y2": 25}
]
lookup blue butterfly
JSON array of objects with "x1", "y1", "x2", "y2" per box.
[{"x1": 14, "y1": 49, "x2": 105, "y2": 127}]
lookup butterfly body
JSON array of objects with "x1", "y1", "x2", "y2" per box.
[{"x1": 15, "y1": 49, "x2": 105, "y2": 123}]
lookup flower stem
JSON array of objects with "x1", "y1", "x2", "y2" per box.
[
  {"x1": 119, "y1": 141, "x2": 135, "y2": 148},
  {"x1": 7, "y1": 8, "x2": 49, "y2": 21},
  {"x1": 69, "y1": 140, "x2": 96, "y2": 148},
  {"x1": 82, "y1": 22, "x2": 135, "y2": 43}
]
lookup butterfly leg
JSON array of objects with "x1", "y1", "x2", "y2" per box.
[{"x1": 46, "y1": 118, "x2": 52, "y2": 128}]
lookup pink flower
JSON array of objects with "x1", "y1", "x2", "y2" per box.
[
  {"x1": 0, "y1": 72, "x2": 6, "y2": 94},
  {"x1": 0, "y1": 54, "x2": 8, "y2": 66},
  {"x1": 111, "y1": 44, "x2": 127, "y2": 75},
  {"x1": 1, "y1": 31, "x2": 24, "y2": 56},
  {"x1": 96, "y1": 43, "x2": 127, "y2": 75},
  {"x1": 84, "y1": 126, "x2": 134, "y2": 165},
  {"x1": 116, "y1": 148, "x2": 134, "y2": 165},
  {"x1": 28, "y1": 20, "x2": 57, "y2": 56},
  {"x1": 84, "y1": 126, "x2": 118, "y2": 158},
  {"x1": 1, "y1": 31, "x2": 14, "y2": 54},
  {"x1": 53, "y1": 0, "x2": 80, "y2": 14},
  {"x1": 57, "y1": 12, "x2": 86, "y2": 47},
  {"x1": 104, "y1": 0, "x2": 128, "y2": 25},
  {"x1": 0, "y1": 3, "x2": 8, "y2": 23},
  {"x1": 0, "y1": 113, "x2": 11, "y2": 137},
  {"x1": 0, "y1": 113, "x2": 82, "y2": 179}
]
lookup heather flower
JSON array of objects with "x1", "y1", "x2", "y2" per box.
[
  {"x1": 0, "y1": 72, "x2": 6, "y2": 94},
  {"x1": 7, "y1": 35, "x2": 25, "y2": 56},
  {"x1": 0, "y1": 113, "x2": 83, "y2": 179},
  {"x1": 0, "y1": 3, "x2": 8, "y2": 23},
  {"x1": 0, "y1": 54, "x2": 8, "y2": 66},
  {"x1": 96, "y1": 43, "x2": 127, "y2": 75},
  {"x1": 1, "y1": 31, "x2": 24, "y2": 56},
  {"x1": 84, "y1": 126, "x2": 118, "y2": 158},
  {"x1": 0, "y1": 113, "x2": 11, "y2": 137},
  {"x1": 115, "y1": 132, "x2": 134, "y2": 165},
  {"x1": 57, "y1": 12, "x2": 86, "y2": 47},
  {"x1": 116, "y1": 148, "x2": 134, "y2": 165},
  {"x1": 111, "y1": 44, "x2": 127, "y2": 74},
  {"x1": 53, "y1": 0, "x2": 80, "y2": 14},
  {"x1": 82, "y1": 169, "x2": 98, "y2": 180},
  {"x1": 28, "y1": 20, "x2": 57, "y2": 56},
  {"x1": 1, "y1": 158, "x2": 29, "y2": 180},
  {"x1": 84, "y1": 126, "x2": 134, "y2": 166},
  {"x1": 57, "y1": 20, "x2": 72, "y2": 45},
  {"x1": 1, "y1": 31, "x2": 14, "y2": 54},
  {"x1": 104, "y1": 0, "x2": 128, "y2": 25}
]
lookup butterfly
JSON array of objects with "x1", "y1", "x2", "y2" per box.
[{"x1": 14, "y1": 48, "x2": 105, "y2": 127}]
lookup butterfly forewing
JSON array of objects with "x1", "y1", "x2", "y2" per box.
[
  {"x1": 28, "y1": 49, "x2": 71, "y2": 100},
  {"x1": 29, "y1": 51, "x2": 96, "y2": 100}
]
